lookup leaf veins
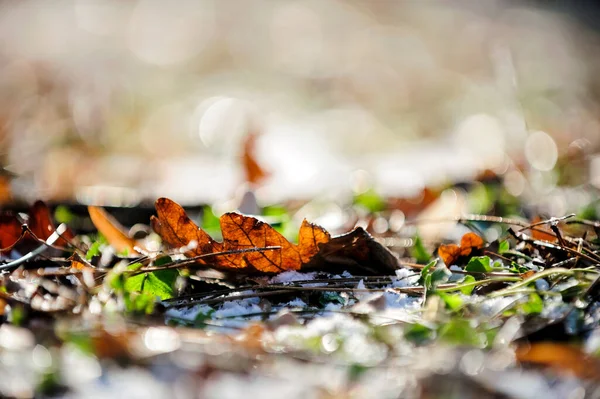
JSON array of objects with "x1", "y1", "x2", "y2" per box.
[{"x1": 152, "y1": 198, "x2": 330, "y2": 273}]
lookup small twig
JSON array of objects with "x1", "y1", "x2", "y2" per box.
[
  {"x1": 509, "y1": 228, "x2": 600, "y2": 265},
  {"x1": 404, "y1": 214, "x2": 531, "y2": 228},
  {"x1": 135, "y1": 246, "x2": 283, "y2": 273},
  {"x1": 516, "y1": 214, "x2": 575, "y2": 233},
  {"x1": 0, "y1": 224, "x2": 68, "y2": 271}
]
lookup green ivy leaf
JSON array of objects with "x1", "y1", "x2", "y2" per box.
[
  {"x1": 124, "y1": 291, "x2": 156, "y2": 314},
  {"x1": 124, "y1": 269, "x2": 178, "y2": 300},
  {"x1": 465, "y1": 256, "x2": 493, "y2": 274}
]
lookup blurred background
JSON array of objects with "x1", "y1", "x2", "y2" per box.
[{"x1": 1, "y1": 0, "x2": 600, "y2": 213}]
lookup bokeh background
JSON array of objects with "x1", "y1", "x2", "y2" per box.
[{"x1": 1, "y1": 0, "x2": 600, "y2": 213}]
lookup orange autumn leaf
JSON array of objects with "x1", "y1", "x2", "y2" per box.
[
  {"x1": 530, "y1": 216, "x2": 557, "y2": 243},
  {"x1": 438, "y1": 232, "x2": 484, "y2": 266},
  {"x1": 88, "y1": 206, "x2": 139, "y2": 256},
  {"x1": 242, "y1": 131, "x2": 269, "y2": 186},
  {"x1": 515, "y1": 342, "x2": 600, "y2": 380},
  {"x1": 152, "y1": 197, "x2": 331, "y2": 273}
]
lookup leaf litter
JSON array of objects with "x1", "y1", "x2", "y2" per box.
[{"x1": 1, "y1": 182, "x2": 600, "y2": 397}]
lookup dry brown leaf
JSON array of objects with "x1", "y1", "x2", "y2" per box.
[
  {"x1": 0, "y1": 212, "x2": 22, "y2": 253},
  {"x1": 153, "y1": 197, "x2": 399, "y2": 274},
  {"x1": 530, "y1": 216, "x2": 558, "y2": 242},
  {"x1": 438, "y1": 232, "x2": 484, "y2": 266},
  {"x1": 1, "y1": 200, "x2": 75, "y2": 253},
  {"x1": 152, "y1": 199, "x2": 223, "y2": 256},
  {"x1": 242, "y1": 131, "x2": 269, "y2": 186},
  {"x1": 152, "y1": 198, "x2": 330, "y2": 273},
  {"x1": 28, "y1": 200, "x2": 75, "y2": 247},
  {"x1": 88, "y1": 206, "x2": 139, "y2": 255},
  {"x1": 515, "y1": 342, "x2": 600, "y2": 380}
]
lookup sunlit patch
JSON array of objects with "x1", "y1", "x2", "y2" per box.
[
  {"x1": 525, "y1": 131, "x2": 558, "y2": 171},
  {"x1": 196, "y1": 97, "x2": 248, "y2": 148},
  {"x1": 143, "y1": 327, "x2": 180, "y2": 354},
  {"x1": 454, "y1": 114, "x2": 506, "y2": 170},
  {"x1": 32, "y1": 344, "x2": 53, "y2": 370},
  {"x1": 503, "y1": 170, "x2": 526, "y2": 196},
  {"x1": 76, "y1": 185, "x2": 140, "y2": 207}
]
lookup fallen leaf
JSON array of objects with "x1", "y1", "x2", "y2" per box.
[
  {"x1": 530, "y1": 216, "x2": 557, "y2": 242},
  {"x1": 28, "y1": 201, "x2": 75, "y2": 247},
  {"x1": 153, "y1": 198, "x2": 398, "y2": 274},
  {"x1": 0, "y1": 212, "x2": 22, "y2": 253},
  {"x1": 152, "y1": 198, "x2": 330, "y2": 273},
  {"x1": 242, "y1": 131, "x2": 269, "y2": 186},
  {"x1": 88, "y1": 206, "x2": 139, "y2": 256},
  {"x1": 1, "y1": 201, "x2": 75, "y2": 253},
  {"x1": 515, "y1": 342, "x2": 600, "y2": 380},
  {"x1": 304, "y1": 227, "x2": 398, "y2": 274},
  {"x1": 152, "y1": 199, "x2": 222, "y2": 256},
  {"x1": 438, "y1": 232, "x2": 484, "y2": 266}
]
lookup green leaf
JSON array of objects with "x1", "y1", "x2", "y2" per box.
[
  {"x1": 410, "y1": 235, "x2": 431, "y2": 264},
  {"x1": 353, "y1": 188, "x2": 385, "y2": 213},
  {"x1": 262, "y1": 205, "x2": 295, "y2": 239},
  {"x1": 153, "y1": 256, "x2": 173, "y2": 267},
  {"x1": 430, "y1": 266, "x2": 451, "y2": 289},
  {"x1": 124, "y1": 291, "x2": 156, "y2": 314},
  {"x1": 438, "y1": 292, "x2": 464, "y2": 312},
  {"x1": 320, "y1": 292, "x2": 345, "y2": 306},
  {"x1": 418, "y1": 259, "x2": 437, "y2": 285},
  {"x1": 54, "y1": 205, "x2": 75, "y2": 224},
  {"x1": 124, "y1": 269, "x2": 178, "y2": 300},
  {"x1": 85, "y1": 235, "x2": 108, "y2": 260},
  {"x1": 498, "y1": 240, "x2": 510, "y2": 254},
  {"x1": 201, "y1": 205, "x2": 222, "y2": 239},
  {"x1": 468, "y1": 183, "x2": 493, "y2": 214},
  {"x1": 438, "y1": 319, "x2": 486, "y2": 347},
  {"x1": 194, "y1": 309, "x2": 216, "y2": 327},
  {"x1": 459, "y1": 275, "x2": 477, "y2": 295},
  {"x1": 465, "y1": 256, "x2": 493, "y2": 273},
  {"x1": 404, "y1": 323, "x2": 434, "y2": 345},
  {"x1": 519, "y1": 293, "x2": 543, "y2": 315}
]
